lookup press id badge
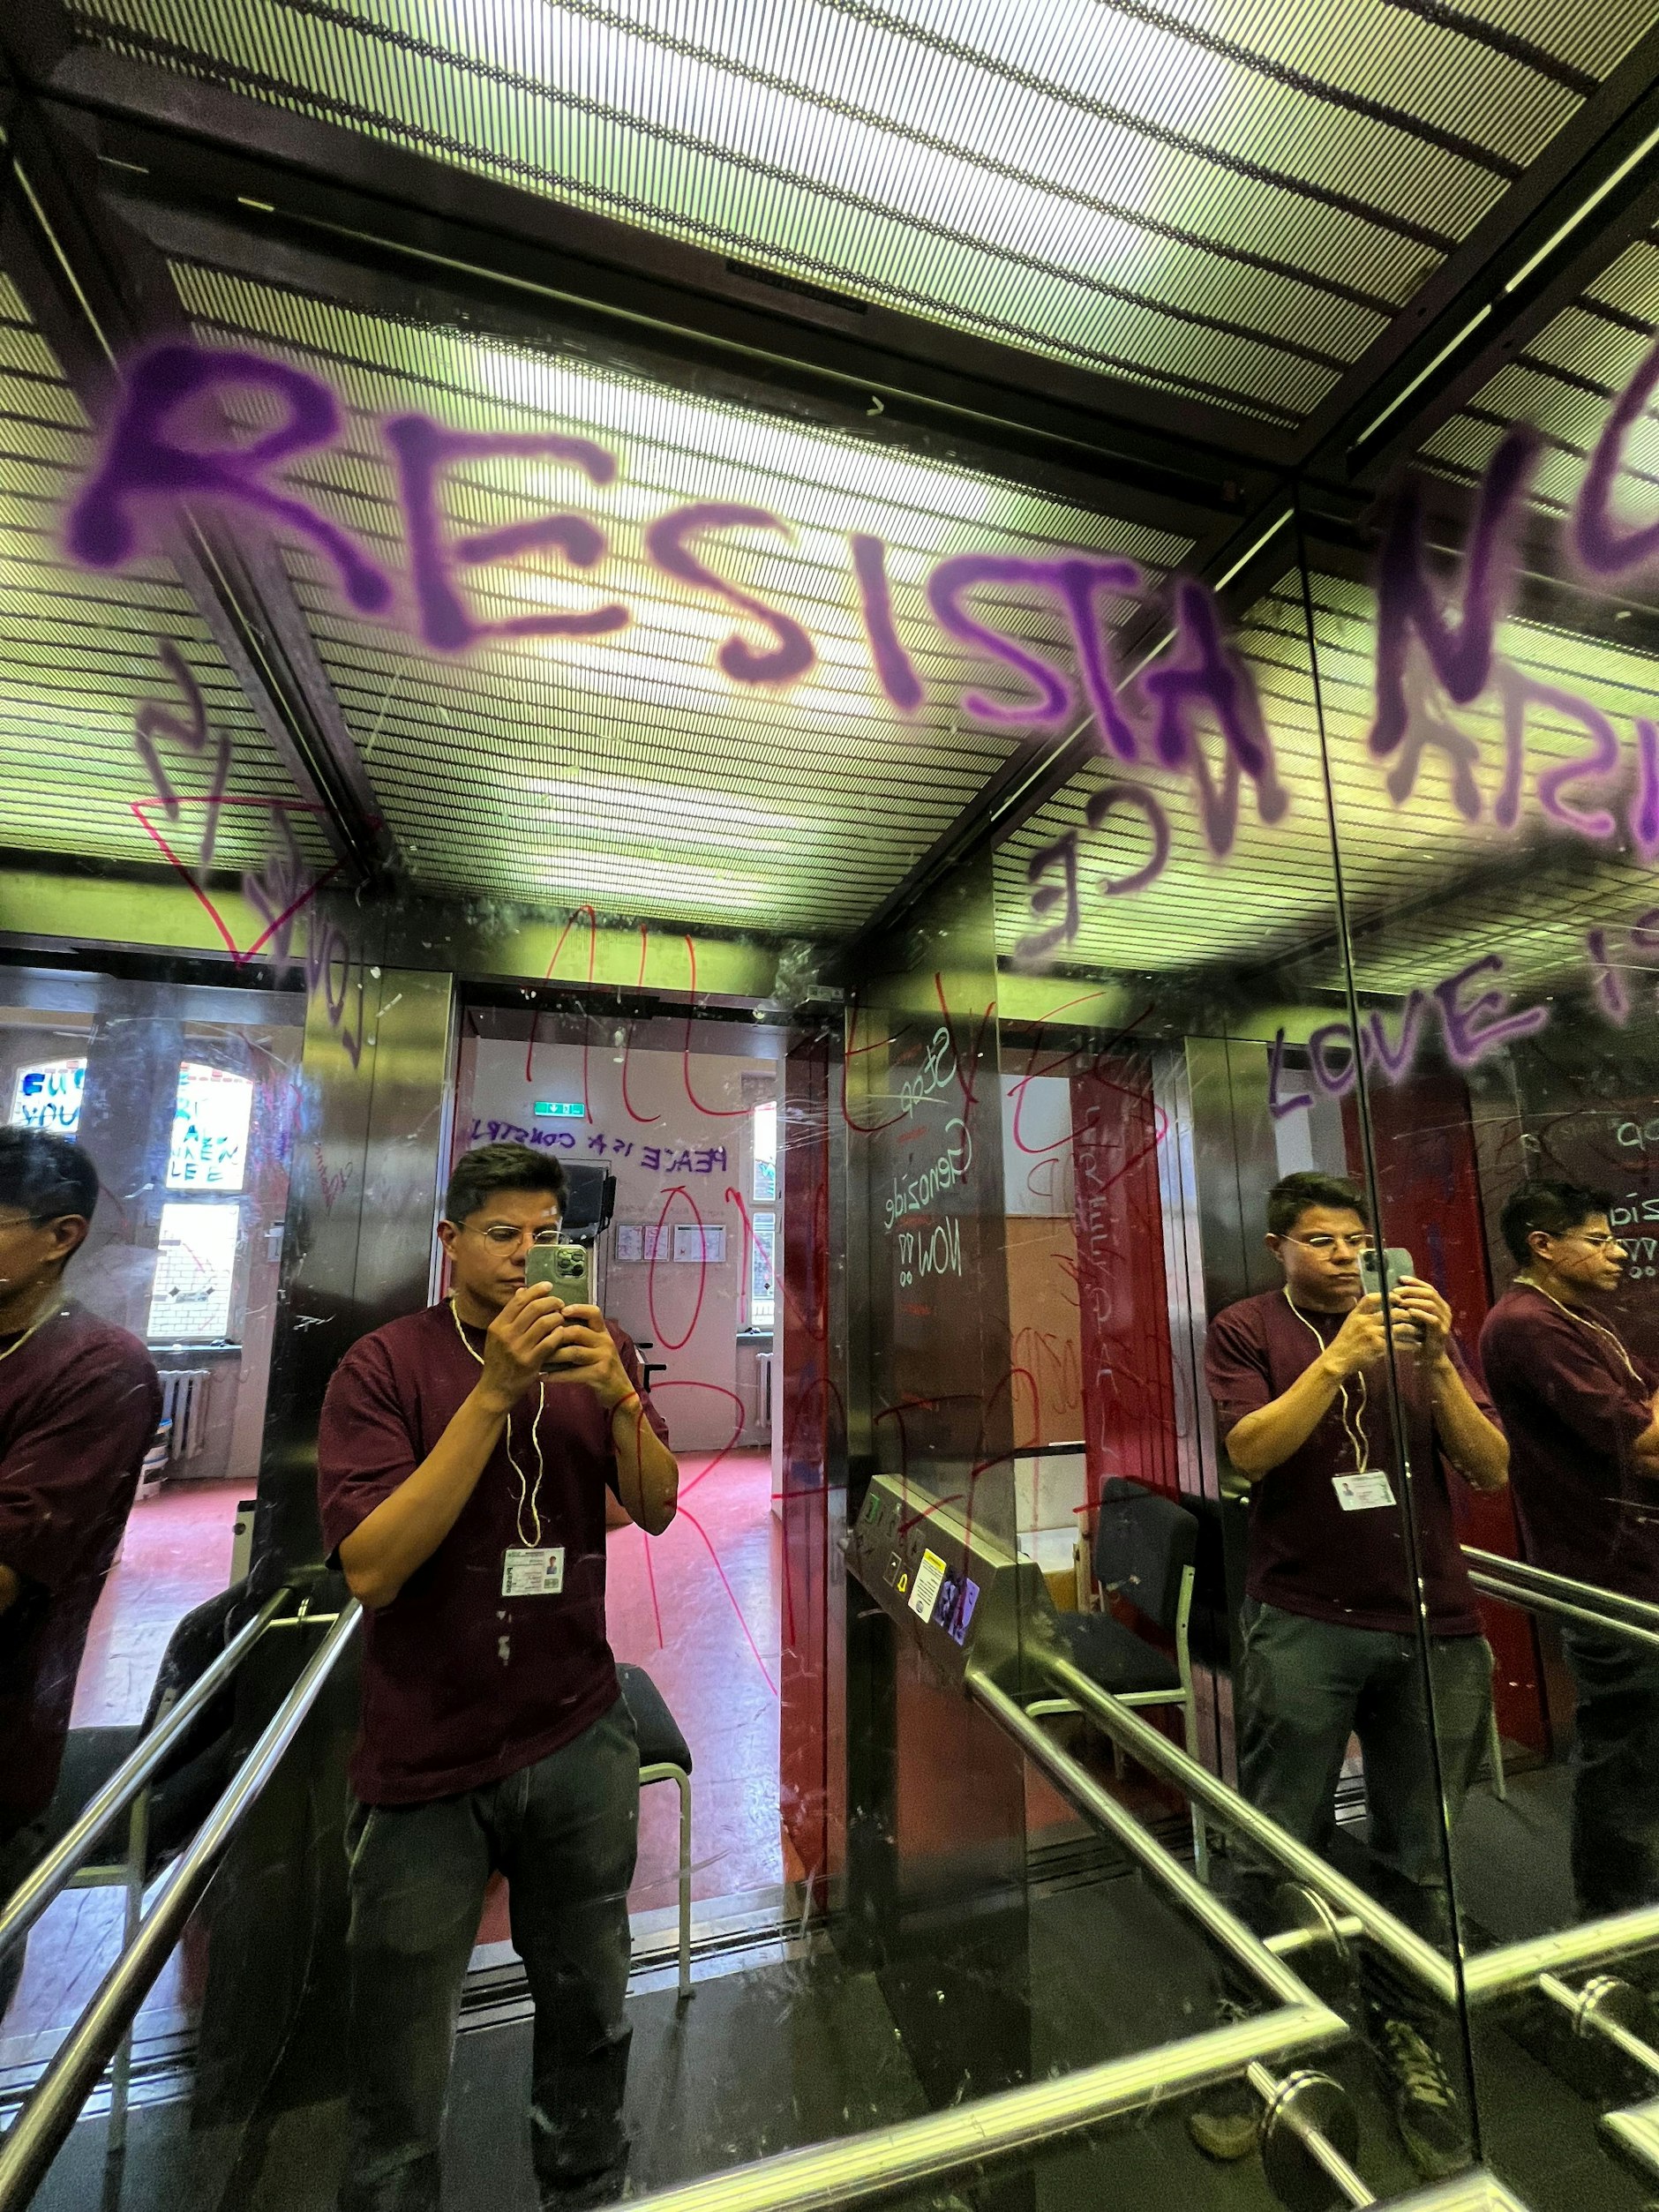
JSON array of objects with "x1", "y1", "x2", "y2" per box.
[
  {"x1": 502, "y1": 1547, "x2": 566, "y2": 1597},
  {"x1": 1332, "y1": 1472, "x2": 1396, "y2": 1512}
]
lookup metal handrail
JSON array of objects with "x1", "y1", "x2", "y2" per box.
[
  {"x1": 1468, "y1": 1571, "x2": 1659, "y2": 1656},
  {"x1": 972, "y1": 1671, "x2": 1323, "y2": 2012},
  {"x1": 1032, "y1": 1646, "x2": 1459, "y2": 2005},
  {"x1": 1461, "y1": 1546, "x2": 1659, "y2": 1639},
  {"x1": 579, "y1": 2009, "x2": 1342, "y2": 2212},
  {"x1": 0, "y1": 1602, "x2": 362, "y2": 2210},
  {"x1": 0, "y1": 1587, "x2": 289, "y2": 1965}
]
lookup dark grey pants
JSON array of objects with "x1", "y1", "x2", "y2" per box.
[
  {"x1": 1235, "y1": 1602, "x2": 1493, "y2": 1964},
  {"x1": 1560, "y1": 1625, "x2": 1659, "y2": 1919},
  {"x1": 340, "y1": 1698, "x2": 640, "y2": 2212}
]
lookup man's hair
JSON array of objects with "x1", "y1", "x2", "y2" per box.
[
  {"x1": 0, "y1": 1128, "x2": 99, "y2": 1227},
  {"x1": 1266, "y1": 1171, "x2": 1368, "y2": 1239},
  {"x1": 443, "y1": 1141, "x2": 567, "y2": 1226},
  {"x1": 1499, "y1": 1180, "x2": 1613, "y2": 1268}
]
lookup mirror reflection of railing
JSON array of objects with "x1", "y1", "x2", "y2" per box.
[
  {"x1": 1025, "y1": 1644, "x2": 1459, "y2": 2006},
  {"x1": 0, "y1": 1586, "x2": 289, "y2": 1970},
  {"x1": 0, "y1": 1601, "x2": 362, "y2": 2212},
  {"x1": 1462, "y1": 1546, "x2": 1659, "y2": 1653}
]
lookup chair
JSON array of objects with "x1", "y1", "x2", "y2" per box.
[
  {"x1": 615, "y1": 1663, "x2": 694, "y2": 2002},
  {"x1": 1026, "y1": 1478, "x2": 1207, "y2": 1877},
  {"x1": 34, "y1": 1580, "x2": 253, "y2": 2155}
]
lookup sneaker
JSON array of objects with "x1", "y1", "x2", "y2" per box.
[
  {"x1": 1186, "y1": 1998, "x2": 1260, "y2": 2162},
  {"x1": 1378, "y1": 2018, "x2": 1471, "y2": 2181}
]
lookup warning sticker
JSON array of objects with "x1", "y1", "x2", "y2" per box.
[{"x1": 909, "y1": 1548, "x2": 947, "y2": 1622}]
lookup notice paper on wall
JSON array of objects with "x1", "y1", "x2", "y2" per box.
[
  {"x1": 909, "y1": 1548, "x2": 947, "y2": 1622},
  {"x1": 672, "y1": 1224, "x2": 726, "y2": 1263}
]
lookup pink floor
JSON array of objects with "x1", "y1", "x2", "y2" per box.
[{"x1": 4, "y1": 1452, "x2": 786, "y2": 2061}]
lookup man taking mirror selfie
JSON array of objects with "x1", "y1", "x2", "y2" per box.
[
  {"x1": 1200, "y1": 1171, "x2": 1508, "y2": 2178},
  {"x1": 318, "y1": 1141, "x2": 678, "y2": 2212},
  {"x1": 0, "y1": 1129, "x2": 161, "y2": 2021},
  {"x1": 1481, "y1": 1181, "x2": 1659, "y2": 1920}
]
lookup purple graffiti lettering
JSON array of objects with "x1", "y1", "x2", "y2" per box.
[
  {"x1": 1085, "y1": 782, "x2": 1170, "y2": 895},
  {"x1": 850, "y1": 535, "x2": 923, "y2": 712},
  {"x1": 242, "y1": 805, "x2": 308, "y2": 971},
  {"x1": 1361, "y1": 992, "x2": 1426, "y2": 1082},
  {"x1": 1532, "y1": 683, "x2": 1622, "y2": 841},
  {"x1": 1632, "y1": 906, "x2": 1659, "y2": 953},
  {"x1": 646, "y1": 503, "x2": 814, "y2": 683},
  {"x1": 1588, "y1": 928, "x2": 1631, "y2": 1026},
  {"x1": 1308, "y1": 1023, "x2": 1358, "y2": 1097},
  {"x1": 1268, "y1": 1030, "x2": 1314, "y2": 1120},
  {"x1": 135, "y1": 641, "x2": 232, "y2": 879},
  {"x1": 1142, "y1": 581, "x2": 1287, "y2": 840},
  {"x1": 1433, "y1": 953, "x2": 1549, "y2": 1069},
  {"x1": 324, "y1": 928, "x2": 350, "y2": 1025},
  {"x1": 1632, "y1": 720, "x2": 1659, "y2": 863},
  {"x1": 383, "y1": 416, "x2": 625, "y2": 654},
  {"x1": 1491, "y1": 660, "x2": 1528, "y2": 830},
  {"x1": 1573, "y1": 334, "x2": 1659, "y2": 579},
  {"x1": 1384, "y1": 656, "x2": 1484, "y2": 819},
  {"x1": 68, "y1": 343, "x2": 391, "y2": 613},
  {"x1": 1055, "y1": 559, "x2": 1144, "y2": 761},
  {"x1": 1370, "y1": 424, "x2": 1537, "y2": 759},
  {"x1": 1014, "y1": 834, "x2": 1080, "y2": 965},
  {"x1": 926, "y1": 555, "x2": 1071, "y2": 727}
]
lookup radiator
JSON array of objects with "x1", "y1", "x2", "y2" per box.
[{"x1": 157, "y1": 1368, "x2": 213, "y2": 1461}]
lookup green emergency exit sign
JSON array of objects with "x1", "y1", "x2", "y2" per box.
[{"x1": 534, "y1": 1100, "x2": 585, "y2": 1119}]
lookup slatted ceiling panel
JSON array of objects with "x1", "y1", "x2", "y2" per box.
[
  {"x1": 1418, "y1": 236, "x2": 1659, "y2": 495},
  {"x1": 0, "y1": 272, "x2": 325, "y2": 881},
  {"x1": 71, "y1": 1, "x2": 1651, "y2": 429},
  {"x1": 996, "y1": 560, "x2": 1659, "y2": 985},
  {"x1": 995, "y1": 578, "x2": 1338, "y2": 972},
  {"x1": 161, "y1": 261, "x2": 1190, "y2": 930}
]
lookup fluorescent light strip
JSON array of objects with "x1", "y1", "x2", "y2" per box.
[
  {"x1": 1353, "y1": 306, "x2": 1492, "y2": 454},
  {"x1": 1505, "y1": 117, "x2": 1659, "y2": 296}
]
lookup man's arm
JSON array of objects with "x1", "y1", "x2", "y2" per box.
[
  {"x1": 542, "y1": 1308, "x2": 679, "y2": 1535},
  {"x1": 0, "y1": 1563, "x2": 18, "y2": 1618},
  {"x1": 1223, "y1": 1296, "x2": 1395, "y2": 1481},
  {"x1": 1393, "y1": 1280, "x2": 1507, "y2": 1492},
  {"x1": 337, "y1": 1286, "x2": 567, "y2": 1610},
  {"x1": 609, "y1": 1394, "x2": 678, "y2": 1534}
]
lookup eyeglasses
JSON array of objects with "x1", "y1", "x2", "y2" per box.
[
  {"x1": 1565, "y1": 1233, "x2": 1625, "y2": 1253},
  {"x1": 1284, "y1": 1233, "x2": 1374, "y2": 1256},
  {"x1": 462, "y1": 1223, "x2": 564, "y2": 1248}
]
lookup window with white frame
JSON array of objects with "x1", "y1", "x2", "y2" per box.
[{"x1": 750, "y1": 1211, "x2": 776, "y2": 1331}]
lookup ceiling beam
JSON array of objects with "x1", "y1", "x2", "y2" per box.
[
  {"x1": 0, "y1": 75, "x2": 393, "y2": 880},
  {"x1": 20, "y1": 29, "x2": 1293, "y2": 509},
  {"x1": 110, "y1": 190, "x2": 1234, "y2": 553}
]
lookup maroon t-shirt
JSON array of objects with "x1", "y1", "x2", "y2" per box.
[
  {"x1": 0, "y1": 1301, "x2": 161, "y2": 1832},
  {"x1": 1205, "y1": 1288, "x2": 1494, "y2": 1635},
  {"x1": 317, "y1": 1301, "x2": 669, "y2": 1806},
  {"x1": 1480, "y1": 1285, "x2": 1659, "y2": 1601}
]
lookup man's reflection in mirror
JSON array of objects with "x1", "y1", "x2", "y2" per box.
[
  {"x1": 1481, "y1": 1182, "x2": 1659, "y2": 1918},
  {"x1": 0, "y1": 1131, "x2": 162, "y2": 2019},
  {"x1": 317, "y1": 1143, "x2": 678, "y2": 2212},
  {"x1": 1198, "y1": 1172, "x2": 1508, "y2": 2178}
]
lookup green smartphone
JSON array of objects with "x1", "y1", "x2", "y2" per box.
[
  {"x1": 1360, "y1": 1246, "x2": 1415, "y2": 1299},
  {"x1": 524, "y1": 1241, "x2": 594, "y2": 1308}
]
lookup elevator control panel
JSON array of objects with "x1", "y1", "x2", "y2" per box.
[{"x1": 846, "y1": 1471, "x2": 1054, "y2": 1691}]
